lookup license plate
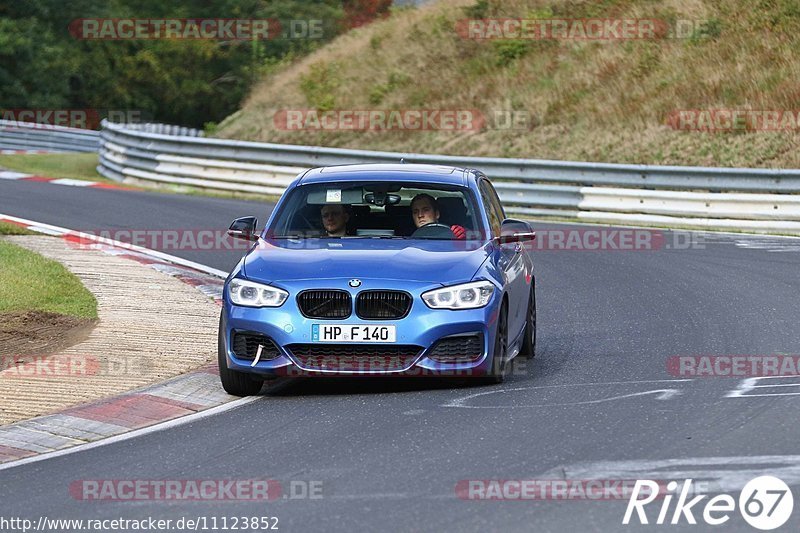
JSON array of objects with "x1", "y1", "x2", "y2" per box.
[{"x1": 312, "y1": 324, "x2": 396, "y2": 343}]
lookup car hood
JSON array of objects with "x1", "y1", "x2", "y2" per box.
[{"x1": 242, "y1": 238, "x2": 492, "y2": 284}]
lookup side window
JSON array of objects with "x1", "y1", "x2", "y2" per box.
[
  {"x1": 484, "y1": 179, "x2": 506, "y2": 220},
  {"x1": 479, "y1": 179, "x2": 503, "y2": 237}
]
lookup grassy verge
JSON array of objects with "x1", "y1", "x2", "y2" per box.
[
  {"x1": 0, "y1": 239, "x2": 97, "y2": 319},
  {"x1": 0, "y1": 153, "x2": 281, "y2": 202},
  {"x1": 0, "y1": 222, "x2": 37, "y2": 236},
  {"x1": 128, "y1": 180, "x2": 282, "y2": 203},
  {"x1": 0, "y1": 152, "x2": 108, "y2": 182},
  {"x1": 217, "y1": 0, "x2": 800, "y2": 169}
]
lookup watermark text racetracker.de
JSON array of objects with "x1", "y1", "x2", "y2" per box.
[
  {"x1": 520, "y1": 229, "x2": 702, "y2": 252},
  {"x1": 1, "y1": 354, "x2": 118, "y2": 378},
  {"x1": 456, "y1": 18, "x2": 717, "y2": 41},
  {"x1": 668, "y1": 355, "x2": 800, "y2": 377},
  {"x1": 474, "y1": 228, "x2": 703, "y2": 252},
  {"x1": 667, "y1": 109, "x2": 800, "y2": 132},
  {"x1": 274, "y1": 108, "x2": 536, "y2": 131},
  {"x1": 1, "y1": 108, "x2": 144, "y2": 130},
  {"x1": 68, "y1": 18, "x2": 327, "y2": 40},
  {"x1": 274, "y1": 109, "x2": 485, "y2": 132},
  {"x1": 69, "y1": 478, "x2": 322, "y2": 501},
  {"x1": 457, "y1": 479, "x2": 663, "y2": 500},
  {"x1": 62, "y1": 229, "x2": 253, "y2": 251}
]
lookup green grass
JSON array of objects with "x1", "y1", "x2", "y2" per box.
[
  {"x1": 0, "y1": 153, "x2": 282, "y2": 202},
  {"x1": 153, "y1": 183, "x2": 282, "y2": 203},
  {"x1": 216, "y1": 0, "x2": 800, "y2": 169},
  {"x1": 0, "y1": 222, "x2": 37, "y2": 236},
  {"x1": 0, "y1": 152, "x2": 107, "y2": 182},
  {"x1": 0, "y1": 240, "x2": 98, "y2": 319}
]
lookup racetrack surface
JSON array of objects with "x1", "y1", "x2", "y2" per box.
[{"x1": 1, "y1": 179, "x2": 799, "y2": 532}]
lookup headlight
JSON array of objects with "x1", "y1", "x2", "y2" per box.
[
  {"x1": 228, "y1": 278, "x2": 288, "y2": 307},
  {"x1": 422, "y1": 281, "x2": 494, "y2": 310}
]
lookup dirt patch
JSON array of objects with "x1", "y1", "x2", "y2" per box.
[
  {"x1": 0, "y1": 236, "x2": 220, "y2": 426},
  {"x1": 0, "y1": 310, "x2": 96, "y2": 361}
]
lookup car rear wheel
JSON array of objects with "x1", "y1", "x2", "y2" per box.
[
  {"x1": 520, "y1": 286, "x2": 536, "y2": 359},
  {"x1": 218, "y1": 313, "x2": 264, "y2": 396},
  {"x1": 483, "y1": 303, "x2": 508, "y2": 385}
]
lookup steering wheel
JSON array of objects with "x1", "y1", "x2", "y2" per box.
[
  {"x1": 295, "y1": 210, "x2": 316, "y2": 231},
  {"x1": 410, "y1": 223, "x2": 454, "y2": 239}
]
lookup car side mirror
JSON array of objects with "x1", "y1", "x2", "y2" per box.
[
  {"x1": 497, "y1": 218, "x2": 536, "y2": 245},
  {"x1": 228, "y1": 216, "x2": 259, "y2": 242}
]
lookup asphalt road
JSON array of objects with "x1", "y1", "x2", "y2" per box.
[{"x1": 1, "y1": 179, "x2": 799, "y2": 532}]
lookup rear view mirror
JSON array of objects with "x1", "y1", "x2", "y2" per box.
[
  {"x1": 228, "y1": 216, "x2": 259, "y2": 241},
  {"x1": 364, "y1": 192, "x2": 401, "y2": 206},
  {"x1": 497, "y1": 218, "x2": 536, "y2": 245}
]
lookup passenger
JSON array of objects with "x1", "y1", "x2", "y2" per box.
[
  {"x1": 320, "y1": 204, "x2": 350, "y2": 237},
  {"x1": 410, "y1": 193, "x2": 466, "y2": 239}
]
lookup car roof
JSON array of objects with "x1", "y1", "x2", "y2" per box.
[{"x1": 297, "y1": 164, "x2": 473, "y2": 187}]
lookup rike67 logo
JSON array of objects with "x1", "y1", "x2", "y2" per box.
[{"x1": 624, "y1": 476, "x2": 794, "y2": 530}]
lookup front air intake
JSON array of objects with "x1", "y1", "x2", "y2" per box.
[{"x1": 231, "y1": 332, "x2": 281, "y2": 361}]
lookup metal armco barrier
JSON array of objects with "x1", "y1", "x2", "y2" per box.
[
  {"x1": 74, "y1": 120, "x2": 800, "y2": 234},
  {"x1": 0, "y1": 120, "x2": 100, "y2": 153}
]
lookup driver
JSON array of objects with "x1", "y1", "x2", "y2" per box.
[
  {"x1": 320, "y1": 204, "x2": 350, "y2": 237},
  {"x1": 410, "y1": 194, "x2": 466, "y2": 239}
]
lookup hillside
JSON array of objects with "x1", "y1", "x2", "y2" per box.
[{"x1": 215, "y1": 0, "x2": 800, "y2": 168}]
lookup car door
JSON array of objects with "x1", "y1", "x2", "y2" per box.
[{"x1": 478, "y1": 177, "x2": 527, "y2": 342}]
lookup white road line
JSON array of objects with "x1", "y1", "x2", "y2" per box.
[
  {"x1": 0, "y1": 213, "x2": 228, "y2": 278},
  {"x1": 0, "y1": 213, "x2": 242, "y2": 470},
  {"x1": 442, "y1": 379, "x2": 692, "y2": 408},
  {"x1": 538, "y1": 455, "x2": 800, "y2": 491},
  {"x1": 727, "y1": 375, "x2": 800, "y2": 398},
  {"x1": 734, "y1": 240, "x2": 800, "y2": 253},
  {"x1": 0, "y1": 397, "x2": 261, "y2": 472},
  {"x1": 0, "y1": 171, "x2": 30, "y2": 180},
  {"x1": 50, "y1": 178, "x2": 95, "y2": 187}
]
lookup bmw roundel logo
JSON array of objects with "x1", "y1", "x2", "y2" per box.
[{"x1": 349, "y1": 279, "x2": 362, "y2": 288}]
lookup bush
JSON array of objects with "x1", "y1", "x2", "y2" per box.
[
  {"x1": 300, "y1": 62, "x2": 340, "y2": 111},
  {"x1": 492, "y1": 40, "x2": 529, "y2": 64}
]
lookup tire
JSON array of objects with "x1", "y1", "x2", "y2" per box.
[
  {"x1": 483, "y1": 303, "x2": 508, "y2": 385},
  {"x1": 520, "y1": 286, "x2": 536, "y2": 359},
  {"x1": 218, "y1": 312, "x2": 264, "y2": 396}
]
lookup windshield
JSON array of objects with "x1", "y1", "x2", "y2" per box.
[{"x1": 268, "y1": 181, "x2": 483, "y2": 240}]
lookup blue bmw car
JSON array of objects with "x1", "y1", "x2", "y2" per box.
[{"x1": 218, "y1": 164, "x2": 536, "y2": 395}]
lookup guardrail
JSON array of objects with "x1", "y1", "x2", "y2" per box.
[
  {"x1": 0, "y1": 120, "x2": 100, "y2": 153},
  {"x1": 92, "y1": 119, "x2": 800, "y2": 234}
]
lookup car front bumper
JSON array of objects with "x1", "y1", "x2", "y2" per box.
[{"x1": 221, "y1": 278, "x2": 502, "y2": 378}]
